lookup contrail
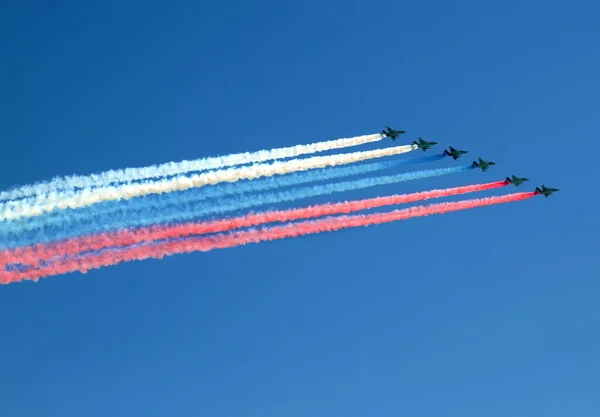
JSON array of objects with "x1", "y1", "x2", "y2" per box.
[
  {"x1": 1, "y1": 153, "x2": 446, "y2": 240},
  {"x1": 0, "y1": 133, "x2": 384, "y2": 202},
  {"x1": 0, "y1": 144, "x2": 417, "y2": 221},
  {"x1": 0, "y1": 181, "x2": 507, "y2": 268},
  {"x1": 0, "y1": 191, "x2": 534, "y2": 284},
  {"x1": 1, "y1": 164, "x2": 470, "y2": 248}
]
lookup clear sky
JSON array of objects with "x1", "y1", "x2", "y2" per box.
[{"x1": 1, "y1": 1, "x2": 599, "y2": 416}]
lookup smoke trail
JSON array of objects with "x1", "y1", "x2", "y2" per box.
[
  {"x1": 0, "y1": 133, "x2": 383, "y2": 202},
  {"x1": 0, "y1": 181, "x2": 507, "y2": 267},
  {"x1": 0, "y1": 144, "x2": 417, "y2": 221},
  {"x1": 2, "y1": 153, "x2": 446, "y2": 238},
  {"x1": 0, "y1": 192, "x2": 534, "y2": 284},
  {"x1": 1, "y1": 164, "x2": 470, "y2": 249}
]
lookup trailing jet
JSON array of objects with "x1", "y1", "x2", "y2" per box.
[
  {"x1": 381, "y1": 126, "x2": 406, "y2": 140},
  {"x1": 412, "y1": 137, "x2": 438, "y2": 151},
  {"x1": 504, "y1": 175, "x2": 529, "y2": 187},
  {"x1": 471, "y1": 157, "x2": 496, "y2": 172},
  {"x1": 442, "y1": 146, "x2": 468, "y2": 160},
  {"x1": 534, "y1": 185, "x2": 559, "y2": 198}
]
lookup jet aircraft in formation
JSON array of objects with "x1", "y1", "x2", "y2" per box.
[
  {"x1": 380, "y1": 125, "x2": 558, "y2": 197},
  {"x1": 412, "y1": 137, "x2": 438, "y2": 151},
  {"x1": 504, "y1": 175, "x2": 529, "y2": 186},
  {"x1": 471, "y1": 157, "x2": 496, "y2": 172}
]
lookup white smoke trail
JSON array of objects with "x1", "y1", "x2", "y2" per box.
[
  {"x1": 0, "y1": 144, "x2": 417, "y2": 221},
  {"x1": 0, "y1": 133, "x2": 383, "y2": 202}
]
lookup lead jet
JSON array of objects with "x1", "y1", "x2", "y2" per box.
[
  {"x1": 471, "y1": 157, "x2": 496, "y2": 172},
  {"x1": 442, "y1": 146, "x2": 468, "y2": 160},
  {"x1": 381, "y1": 126, "x2": 406, "y2": 140},
  {"x1": 504, "y1": 175, "x2": 529, "y2": 187},
  {"x1": 412, "y1": 137, "x2": 438, "y2": 151},
  {"x1": 534, "y1": 185, "x2": 559, "y2": 197}
]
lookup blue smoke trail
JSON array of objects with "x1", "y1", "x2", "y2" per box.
[
  {"x1": 0, "y1": 153, "x2": 444, "y2": 236},
  {"x1": 1, "y1": 165, "x2": 472, "y2": 249}
]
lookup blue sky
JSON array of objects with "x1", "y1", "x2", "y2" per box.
[{"x1": 1, "y1": 1, "x2": 599, "y2": 416}]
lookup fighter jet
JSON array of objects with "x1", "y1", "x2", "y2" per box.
[
  {"x1": 504, "y1": 175, "x2": 529, "y2": 187},
  {"x1": 412, "y1": 137, "x2": 438, "y2": 151},
  {"x1": 534, "y1": 185, "x2": 559, "y2": 198},
  {"x1": 471, "y1": 157, "x2": 496, "y2": 172},
  {"x1": 381, "y1": 126, "x2": 406, "y2": 140},
  {"x1": 442, "y1": 146, "x2": 468, "y2": 160}
]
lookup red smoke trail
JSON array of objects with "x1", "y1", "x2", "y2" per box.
[
  {"x1": 1, "y1": 181, "x2": 507, "y2": 268},
  {"x1": 0, "y1": 191, "x2": 534, "y2": 284}
]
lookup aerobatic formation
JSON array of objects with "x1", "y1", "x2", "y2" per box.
[{"x1": 0, "y1": 127, "x2": 558, "y2": 284}]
